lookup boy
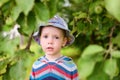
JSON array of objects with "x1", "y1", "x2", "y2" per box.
[{"x1": 30, "y1": 15, "x2": 79, "y2": 80}]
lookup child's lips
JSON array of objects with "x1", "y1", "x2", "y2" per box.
[{"x1": 46, "y1": 47, "x2": 54, "y2": 51}]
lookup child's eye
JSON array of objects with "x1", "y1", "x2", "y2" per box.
[
  {"x1": 55, "y1": 36, "x2": 59, "y2": 39},
  {"x1": 43, "y1": 35, "x2": 48, "y2": 38}
]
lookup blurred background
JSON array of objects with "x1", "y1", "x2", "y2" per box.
[{"x1": 0, "y1": 0, "x2": 120, "y2": 80}]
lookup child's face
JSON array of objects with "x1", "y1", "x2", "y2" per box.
[{"x1": 40, "y1": 26, "x2": 67, "y2": 56}]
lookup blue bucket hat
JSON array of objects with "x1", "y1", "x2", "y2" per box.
[{"x1": 33, "y1": 15, "x2": 75, "y2": 46}]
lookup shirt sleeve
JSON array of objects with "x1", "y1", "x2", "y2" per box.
[
  {"x1": 71, "y1": 64, "x2": 79, "y2": 80},
  {"x1": 29, "y1": 68, "x2": 35, "y2": 80}
]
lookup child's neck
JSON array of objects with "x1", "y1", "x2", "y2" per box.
[{"x1": 45, "y1": 54, "x2": 63, "y2": 61}]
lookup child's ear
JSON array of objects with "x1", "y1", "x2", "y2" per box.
[{"x1": 62, "y1": 37, "x2": 67, "y2": 47}]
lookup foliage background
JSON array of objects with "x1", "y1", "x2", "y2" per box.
[{"x1": 0, "y1": 0, "x2": 120, "y2": 80}]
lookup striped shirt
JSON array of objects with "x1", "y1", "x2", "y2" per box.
[{"x1": 30, "y1": 56, "x2": 79, "y2": 80}]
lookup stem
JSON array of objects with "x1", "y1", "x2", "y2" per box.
[
  {"x1": 25, "y1": 31, "x2": 34, "y2": 50},
  {"x1": 104, "y1": 26, "x2": 116, "y2": 59}
]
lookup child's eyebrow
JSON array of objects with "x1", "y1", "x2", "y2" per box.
[{"x1": 41, "y1": 32, "x2": 49, "y2": 34}]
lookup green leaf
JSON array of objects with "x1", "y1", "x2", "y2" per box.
[
  {"x1": 89, "y1": 1, "x2": 104, "y2": 15},
  {"x1": 34, "y1": 2, "x2": 50, "y2": 21},
  {"x1": 17, "y1": 14, "x2": 32, "y2": 36},
  {"x1": 0, "y1": 37, "x2": 20, "y2": 56},
  {"x1": 88, "y1": 62, "x2": 109, "y2": 80},
  {"x1": 89, "y1": 72, "x2": 109, "y2": 80},
  {"x1": 0, "y1": 76, "x2": 2, "y2": 80},
  {"x1": 27, "y1": 11, "x2": 36, "y2": 31},
  {"x1": 105, "y1": 0, "x2": 120, "y2": 22},
  {"x1": 1, "y1": 1, "x2": 12, "y2": 18},
  {"x1": 10, "y1": 6, "x2": 22, "y2": 21},
  {"x1": 103, "y1": 59, "x2": 119, "y2": 79},
  {"x1": 2, "y1": 69, "x2": 11, "y2": 80},
  {"x1": 111, "y1": 50, "x2": 120, "y2": 59},
  {"x1": 16, "y1": 14, "x2": 28, "y2": 36},
  {"x1": 81, "y1": 45, "x2": 104, "y2": 59},
  {"x1": 10, "y1": 60, "x2": 26, "y2": 80},
  {"x1": 92, "y1": 53, "x2": 104, "y2": 62},
  {"x1": 5, "y1": 17, "x2": 14, "y2": 25},
  {"x1": 9, "y1": 50, "x2": 34, "y2": 80},
  {"x1": 78, "y1": 58, "x2": 96, "y2": 79},
  {"x1": 74, "y1": 11, "x2": 87, "y2": 19},
  {"x1": 0, "y1": 59, "x2": 8, "y2": 75},
  {"x1": 112, "y1": 32, "x2": 120, "y2": 47},
  {"x1": 0, "y1": 0, "x2": 9, "y2": 7},
  {"x1": 15, "y1": 0, "x2": 34, "y2": 15},
  {"x1": 46, "y1": 0, "x2": 58, "y2": 17},
  {"x1": 18, "y1": 11, "x2": 36, "y2": 35}
]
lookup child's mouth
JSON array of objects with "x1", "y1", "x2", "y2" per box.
[{"x1": 47, "y1": 47, "x2": 54, "y2": 51}]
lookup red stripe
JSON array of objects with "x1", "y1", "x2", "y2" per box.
[
  {"x1": 52, "y1": 66, "x2": 72, "y2": 78},
  {"x1": 72, "y1": 73, "x2": 78, "y2": 79},
  {"x1": 32, "y1": 66, "x2": 49, "y2": 76},
  {"x1": 53, "y1": 66, "x2": 78, "y2": 79},
  {"x1": 32, "y1": 64, "x2": 78, "y2": 79}
]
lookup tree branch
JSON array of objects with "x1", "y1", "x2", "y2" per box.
[
  {"x1": 25, "y1": 31, "x2": 34, "y2": 50},
  {"x1": 104, "y1": 26, "x2": 116, "y2": 59}
]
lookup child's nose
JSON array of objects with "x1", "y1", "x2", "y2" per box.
[{"x1": 48, "y1": 37, "x2": 53, "y2": 44}]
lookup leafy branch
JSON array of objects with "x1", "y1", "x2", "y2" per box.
[{"x1": 104, "y1": 25, "x2": 116, "y2": 59}]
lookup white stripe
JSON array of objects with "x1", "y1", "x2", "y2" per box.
[
  {"x1": 33, "y1": 61, "x2": 46, "y2": 69},
  {"x1": 58, "y1": 62, "x2": 77, "y2": 71},
  {"x1": 35, "y1": 69, "x2": 50, "y2": 79}
]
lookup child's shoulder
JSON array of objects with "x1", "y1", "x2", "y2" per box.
[
  {"x1": 62, "y1": 56, "x2": 72, "y2": 61},
  {"x1": 61, "y1": 56, "x2": 76, "y2": 67},
  {"x1": 32, "y1": 56, "x2": 45, "y2": 67}
]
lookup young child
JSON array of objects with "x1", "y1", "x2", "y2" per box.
[{"x1": 30, "y1": 15, "x2": 79, "y2": 80}]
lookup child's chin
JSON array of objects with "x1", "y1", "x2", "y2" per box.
[{"x1": 46, "y1": 52, "x2": 55, "y2": 55}]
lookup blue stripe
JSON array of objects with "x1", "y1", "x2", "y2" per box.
[
  {"x1": 33, "y1": 62, "x2": 56, "y2": 72},
  {"x1": 33, "y1": 62, "x2": 77, "y2": 75},
  {"x1": 33, "y1": 63, "x2": 48, "y2": 72},
  {"x1": 72, "y1": 69, "x2": 78, "y2": 74},
  {"x1": 54, "y1": 63, "x2": 72, "y2": 75},
  {"x1": 36, "y1": 72, "x2": 65, "y2": 80},
  {"x1": 48, "y1": 62, "x2": 72, "y2": 74}
]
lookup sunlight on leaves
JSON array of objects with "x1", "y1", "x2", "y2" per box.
[
  {"x1": 81, "y1": 45, "x2": 104, "y2": 59},
  {"x1": 78, "y1": 58, "x2": 96, "y2": 79},
  {"x1": 15, "y1": 0, "x2": 34, "y2": 15},
  {"x1": 103, "y1": 59, "x2": 119, "y2": 79},
  {"x1": 111, "y1": 50, "x2": 120, "y2": 59},
  {"x1": 105, "y1": 0, "x2": 120, "y2": 22}
]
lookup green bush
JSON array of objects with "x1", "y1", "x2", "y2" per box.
[{"x1": 0, "y1": 0, "x2": 120, "y2": 80}]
